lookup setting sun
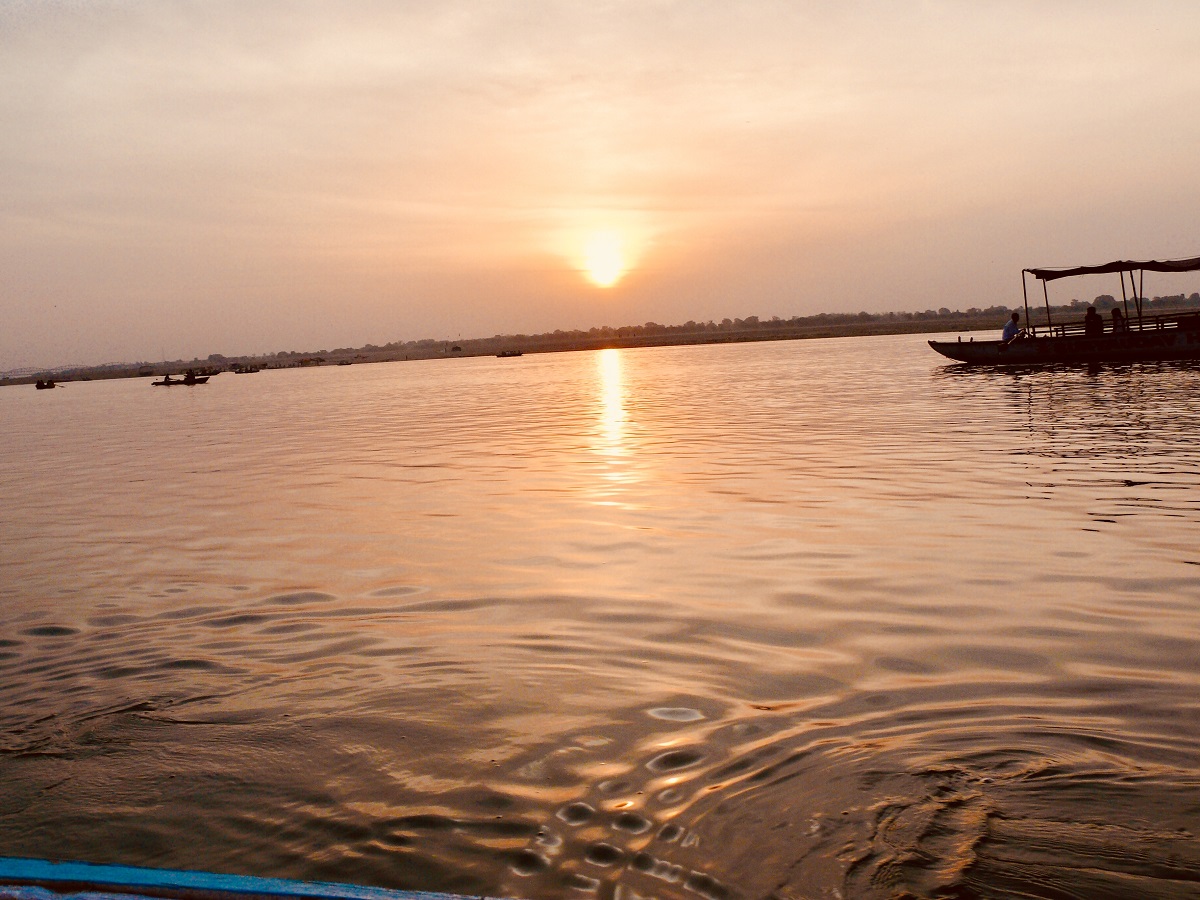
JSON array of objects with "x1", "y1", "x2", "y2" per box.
[{"x1": 583, "y1": 231, "x2": 626, "y2": 288}]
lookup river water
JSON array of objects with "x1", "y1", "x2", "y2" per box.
[{"x1": 2, "y1": 334, "x2": 1199, "y2": 900}]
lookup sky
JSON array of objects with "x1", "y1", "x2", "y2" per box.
[{"x1": 3, "y1": 1, "x2": 1200, "y2": 370}]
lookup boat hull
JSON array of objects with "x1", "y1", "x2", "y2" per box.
[
  {"x1": 152, "y1": 376, "x2": 209, "y2": 386},
  {"x1": 929, "y1": 328, "x2": 1200, "y2": 365}
]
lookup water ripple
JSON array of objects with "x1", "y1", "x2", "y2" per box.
[{"x1": 2, "y1": 337, "x2": 1199, "y2": 898}]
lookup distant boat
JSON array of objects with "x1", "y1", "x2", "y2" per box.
[
  {"x1": 34, "y1": 379, "x2": 56, "y2": 390},
  {"x1": 152, "y1": 372, "x2": 209, "y2": 386},
  {"x1": 929, "y1": 255, "x2": 1200, "y2": 365},
  {"x1": 496, "y1": 350, "x2": 523, "y2": 358}
]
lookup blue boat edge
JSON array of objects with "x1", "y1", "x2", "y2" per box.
[{"x1": 0, "y1": 858, "x2": 493, "y2": 900}]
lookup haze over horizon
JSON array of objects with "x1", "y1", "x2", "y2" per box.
[{"x1": 4, "y1": 1, "x2": 1200, "y2": 370}]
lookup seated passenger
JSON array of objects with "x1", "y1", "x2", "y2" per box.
[
  {"x1": 1084, "y1": 306, "x2": 1104, "y2": 337},
  {"x1": 1002, "y1": 311, "x2": 1025, "y2": 342},
  {"x1": 1111, "y1": 308, "x2": 1128, "y2": 332}
]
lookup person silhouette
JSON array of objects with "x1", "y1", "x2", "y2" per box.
[{"x1": 1002, "y1": 311, "x2": 1025, "y2": 342}]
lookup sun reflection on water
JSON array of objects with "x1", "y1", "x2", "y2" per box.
[
  {"x1": 598, "y1": 348, "x2": 626, "y2": 454},
  {"x1": 592, "y1": 348, "x2": 640, "y2": 500}
]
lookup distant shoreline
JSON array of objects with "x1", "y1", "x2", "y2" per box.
[
  {"x1": 7, "y1": 294, "x2": 1200, "y2": 386},
  {"x1": 0, "y1": 318, "x2": 992, "y2": 386}
]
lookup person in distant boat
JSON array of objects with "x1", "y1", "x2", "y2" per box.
[
  {"x1": 1111, "y1": 308, "x2": 1128, "y2": 332},
  {"x1": 35, "y1": 379, "x2": 44, "y2": 389},
  {"x1": 161, "y1": 374, "x2": 175, "y2": 385},
  {"x1": 1002, "y1": 311, "x2": 1025, "y2": 342},
  {"x1": 1084, "y1": 306, "x2": 1104, "y2": 337}
]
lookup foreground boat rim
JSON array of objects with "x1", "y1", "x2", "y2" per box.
[{"x1": 0, "y1": 858, "x2": 492, "y2": 900}]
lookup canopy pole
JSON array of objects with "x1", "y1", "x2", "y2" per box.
[
  {"x1": 1120, "y1": 271, "x2": 1132, "y2": 329},
  {"x1": 1139, "y1": 269, "x2": 1145, "y2": 319},
  {"x1": 1042, "y1": 279, "x2": 1052, "y2": 332},
  {"x1": 1021, "y1": 270, "x2": 1032, "y2": 334},
  {"x1": 1120, "y1": 270, "x2": 1132, "y2": 325}
]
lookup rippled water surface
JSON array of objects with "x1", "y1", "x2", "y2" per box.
[{"x1": 3, "y1": 335, "x2": 1200, "y2": 900}]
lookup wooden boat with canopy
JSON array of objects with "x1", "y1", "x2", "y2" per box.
[{"x1": 928, "y1": 255, "x2": 1200, "y2": 364}]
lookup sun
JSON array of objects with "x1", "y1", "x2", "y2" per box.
[{"x1": 583, "y1": 231, "x2": 626, "y2": 288}]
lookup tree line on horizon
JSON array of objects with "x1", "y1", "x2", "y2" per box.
[
  {"x1": 267, "y1": 291, "x2": 1200, "y2": 360},
  {"x1": 9, "y1": 291, "x2": 1200, "y2": 381}
]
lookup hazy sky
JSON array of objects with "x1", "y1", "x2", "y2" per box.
[{"x1": 4, "y1": 1, "x2": 1200, "y2": 369}]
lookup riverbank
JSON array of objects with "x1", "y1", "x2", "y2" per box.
[
  {"x1": 8, "y1": 293, "x2": 1200, "y2": 386},
  {"x1": 2, "y1": 316, "x2": 995, "y2": 387}
]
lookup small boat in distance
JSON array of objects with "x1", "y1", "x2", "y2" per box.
[
  {"x1": 929, "y1": 255, "x2": 1200, "y2": 365},
  {"x1": 152, "y1": 370, "x2": 210, "y2": 386},
  {"x1": 496, "y1": 349, "x2": 523, "y2": 358},
  {"x1": 34, "y1": 379, "x2": 57, "y2": 390}
]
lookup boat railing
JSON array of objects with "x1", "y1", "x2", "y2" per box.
[{"x1": 1032, "y1": 309, "x2": 1200, "y2": 338}]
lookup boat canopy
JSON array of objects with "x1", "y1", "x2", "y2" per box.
[{"x1": 1026, "y1": 256, "x2": 1200, "y2": 282}]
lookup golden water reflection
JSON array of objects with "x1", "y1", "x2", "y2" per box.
[
  {"x1": 598, "y1": 348, "x2": 626, "y2": 453},
  {"x1": 593, "y1": 348, "x2": 640, "y2": 498}
]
